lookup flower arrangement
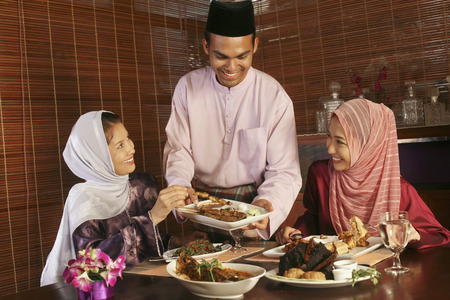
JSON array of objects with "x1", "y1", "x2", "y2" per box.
[
  {"x1": 374, "y1": 66, "x2": 391, "y2": 106},
  {"x1": 63, "y1": 248, "x2": 125, "y2": 292},
  {"x1": 348, "y1": 66, "x2": 391, "y2": 107},
  {"x1": 350, "y1": 71, "x2": 363, "y2": 96}
]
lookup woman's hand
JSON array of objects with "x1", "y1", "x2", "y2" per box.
[
  {"x1": 150, "y1": 185, "x2": 197, "y2": 225},
  {"x1": 409, "y1": 225, "x2": 421, "y2": 243},
  {"x1": 275, "y1": 226, "x2": 302, "y2": 245}
]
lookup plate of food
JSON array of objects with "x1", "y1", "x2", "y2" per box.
[
  {"x1": 262, "y1": 236, "x2": 382, "y2": 259},
  {"x1": 167, "y1": 253, "x2": 266, "y2": 298},
  {"x1": 265, "y1": 265, "x2": 372, "y2": 288},
  {"x1": 162, "y1": 240, "x2": 232, "y2": 262},
  {"x1": 263, "y1": 216, "x2": 382, "y2": 259},
  {"x1": 304, "y1": 235, "x2": 383, "y2": 259},
  {"x1": 266, "y1": 234, "x2": 381, "y2": 288},
  {"x1": 176, "y1": 198, "x2": 271, "y2": 231}
]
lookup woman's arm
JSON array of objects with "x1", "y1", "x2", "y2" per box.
[{"x1": 400, "y1": 178, "x2": 450, "y2": 249}]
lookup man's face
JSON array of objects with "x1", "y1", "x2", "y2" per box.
[{"x1": 203, "y1": 33, "x2": 258, "y2": 88}]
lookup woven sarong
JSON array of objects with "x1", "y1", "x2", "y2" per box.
[{"x1": 193, "y1": 180, "x2": 257, "y2": 204}]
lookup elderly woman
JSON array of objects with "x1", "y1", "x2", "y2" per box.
[
  {"x1": 276, "y1": 98, "x2": 449, "y2": 249},
  {"x1": 41, "y1": 111, "x2": 203, "y2": 286}
]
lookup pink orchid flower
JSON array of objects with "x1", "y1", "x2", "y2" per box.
[
  {"x1": 71, "y1": 272, "x2": 94, "y2": 292},
  {"x1": 63, "y1": 249, "x2": 126, "y2": 290}
]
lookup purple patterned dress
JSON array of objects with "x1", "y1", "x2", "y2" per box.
[{"x1": 73, "y1": 172, "x2": 169, "y2": 266}]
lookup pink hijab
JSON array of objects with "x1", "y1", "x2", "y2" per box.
[{"x1": 328, "y1": 98, "x2": 401, "y2": 236}]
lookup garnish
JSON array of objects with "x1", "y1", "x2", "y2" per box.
[
  {"x1": 247, "y1": 208, "x2": 261, "y2": 217},
  {"x1": 174, "y1": 240, "x2": 218, "y2": 256},
  {"x1": 351, "y1": 268, "x2": 382, "y2": 287},
  {"x1": 196, "y1": 258, "x2": 223, "y2": 282}
]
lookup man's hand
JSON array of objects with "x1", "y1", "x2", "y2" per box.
[{"x1": 243, "y1": 199, "x2": 273, "y2": 231}]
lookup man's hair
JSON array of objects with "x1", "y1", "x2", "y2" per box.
[{"x1": 204, "y1": 30, "x2": 256, "y2": 46}]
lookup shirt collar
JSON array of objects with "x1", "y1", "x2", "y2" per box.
[{"x1": 210, "y1": 66, "x2": 255, "y2": 94}]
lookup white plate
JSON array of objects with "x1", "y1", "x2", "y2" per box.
[
  {"x1": 265, "y1": 265, "x2": 370, "y2": 288},
  {"x1": 167, "y1": 260, "x2": 266, "y2": 298},
  {"x1": 262, "y1": 244, "x2": 287, "y2": 258},
  {"x1": 162, "y1": 243, "x2": 232, "y2": 262},
  {"x1": 304, "y1": 236, "x2": 383, "y2": 259},
  {"x1": 176, "y1": 199, "x2": 271, "y2": 231},
  {"x1": 262, "y1": 236, "x2": 383, "y2": 259}
]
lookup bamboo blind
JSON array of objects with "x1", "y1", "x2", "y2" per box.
[{"x1": 0, "y1": 0, "x2": 449, "y2": 295}]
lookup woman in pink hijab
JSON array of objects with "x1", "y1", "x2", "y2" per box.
[{"x1": 276, "y1": 98, "x2": 449, "y2": 249}]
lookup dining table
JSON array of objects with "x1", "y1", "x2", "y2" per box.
[{"x1": 1, "y1": 239, "x2": 449, "y2": 300}]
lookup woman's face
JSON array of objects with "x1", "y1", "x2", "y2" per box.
[
  {"x1": 106, "y1": 122, "x2": 136, "y2": 176},
  {"x1": 326, "y1": 117, "x2": 351, "y2": 171}
]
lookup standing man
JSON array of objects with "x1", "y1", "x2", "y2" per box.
[{"x1": 163, "y1": 0, "x2": 301, "y2": 240}]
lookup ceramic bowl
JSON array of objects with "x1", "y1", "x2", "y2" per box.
[
  {"x1": 167, "y1": 260, "x2": 266, "y2": 299},
  {"x1": 332, "y1": 268, "x2": 353, "y2": 281},
  {"x1": 333, "y1": 259, "x2": 357, "y2": 270}
]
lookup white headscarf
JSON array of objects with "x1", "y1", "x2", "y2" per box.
[{"x1": 40, "y1": 111, "x2": 130, "y2": 286}]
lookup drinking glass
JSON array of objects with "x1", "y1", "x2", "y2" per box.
[
  {"x1": 229, "y1": 228, "x2": 247, "y2": 253},
  {"x1": 379, "y1": 211, "x2": 411, "y2": 274}
]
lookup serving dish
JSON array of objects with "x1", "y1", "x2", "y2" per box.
[
  {"x1": 262, "y1": 236, "x2": 383, "y2": 259},
  {"x1": 162, "y1": 243, "x2": 232, "y2": 262},
  {"x1": 265, "y1": 265, "x2": 370, "y2": 288},
  {"x1": 176, "y1": 199, "x2": 271, "y2": 230},
  {"x1": 166, "y1": 260, "x2": 266, "y2": 299}
]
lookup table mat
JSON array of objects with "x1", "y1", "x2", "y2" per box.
[
  {"x1": 129, "y1": 247, "x2": 264, "y2": 278},
  {"x1": 216, "y1": 246, "x2": 264, "y2": 262},
  {"x1": 132, "y1": 264, "x2": 171, "y2": 277},
  {"x1": 245, "y1": 253, "x2": 279, "y2": 262},
  {"x1": 353, "y1": 248, "x2": 392, "y2": 267}
]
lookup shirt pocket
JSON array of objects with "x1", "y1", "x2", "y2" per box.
[{"x1": 239, "y1": 127, "x2": 267, "y2": 165}]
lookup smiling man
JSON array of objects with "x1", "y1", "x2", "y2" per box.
[{"x1": 163, "y1": 0, "x2": 302, "y2": 240}]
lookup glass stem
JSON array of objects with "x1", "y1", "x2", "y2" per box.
[{"x1": 393, "y1": 251, "x2": 402, "y2": 269}]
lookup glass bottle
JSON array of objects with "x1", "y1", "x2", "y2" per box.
[
  {"x1": 324, "y1": 81, "x2": 344, "y2": 122},
  {"x1": 402, "y1": 80, "x2": 424, "y2": 126},
  {"x1": 424, "y1": 87, "x2": 445, "y2": 126},
  {"x1": 360, "y1": 88, "x2": 370, "y2": 99},
  {"x1": 316, "y1": 96, "x2": 329, "y2": 133}
]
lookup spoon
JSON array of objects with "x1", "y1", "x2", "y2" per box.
[
  {"x1": 290, "y1": 233, "x2": 304, "y2": 240},
  {"x1": 148, "y1": 256, "x2": 171, "y2": 262}
]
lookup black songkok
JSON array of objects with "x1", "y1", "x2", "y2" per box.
[{"x1": 206, "y1": 0, "x2": 255, "y2": 37}]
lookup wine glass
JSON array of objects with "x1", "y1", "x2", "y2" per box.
[
  {"x1": 379, "y1": 211, "x2": 411, "y2": 274},
  {"x1": 229, "y1": 228, "x2": 247, "y2": 253}
]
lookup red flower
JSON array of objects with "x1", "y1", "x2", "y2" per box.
[
  {"x1": 377, "y1": 66, "x2": 387, "y2": 81},
  {"x1": 350, "y1": 71, "x2": 363, "y2": 95},
  {"x1": 375, "y1": 81, "x2": 381, "y2": 92}
]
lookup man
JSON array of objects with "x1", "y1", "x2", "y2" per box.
[{"x1": 163, "y1": 0, "x2": 301, "y2": 240}]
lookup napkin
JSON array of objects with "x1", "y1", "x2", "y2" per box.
[{"x1": 353, "y1": 248, "x2": 392, "y2": 267}]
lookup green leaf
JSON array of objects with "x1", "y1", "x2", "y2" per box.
[
  {"x1": 195, "y1": 258, "x2": 223, "y2": 282},
  {"x1": 351, "y1": 268, "x2": 382, "y2": 287}
]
